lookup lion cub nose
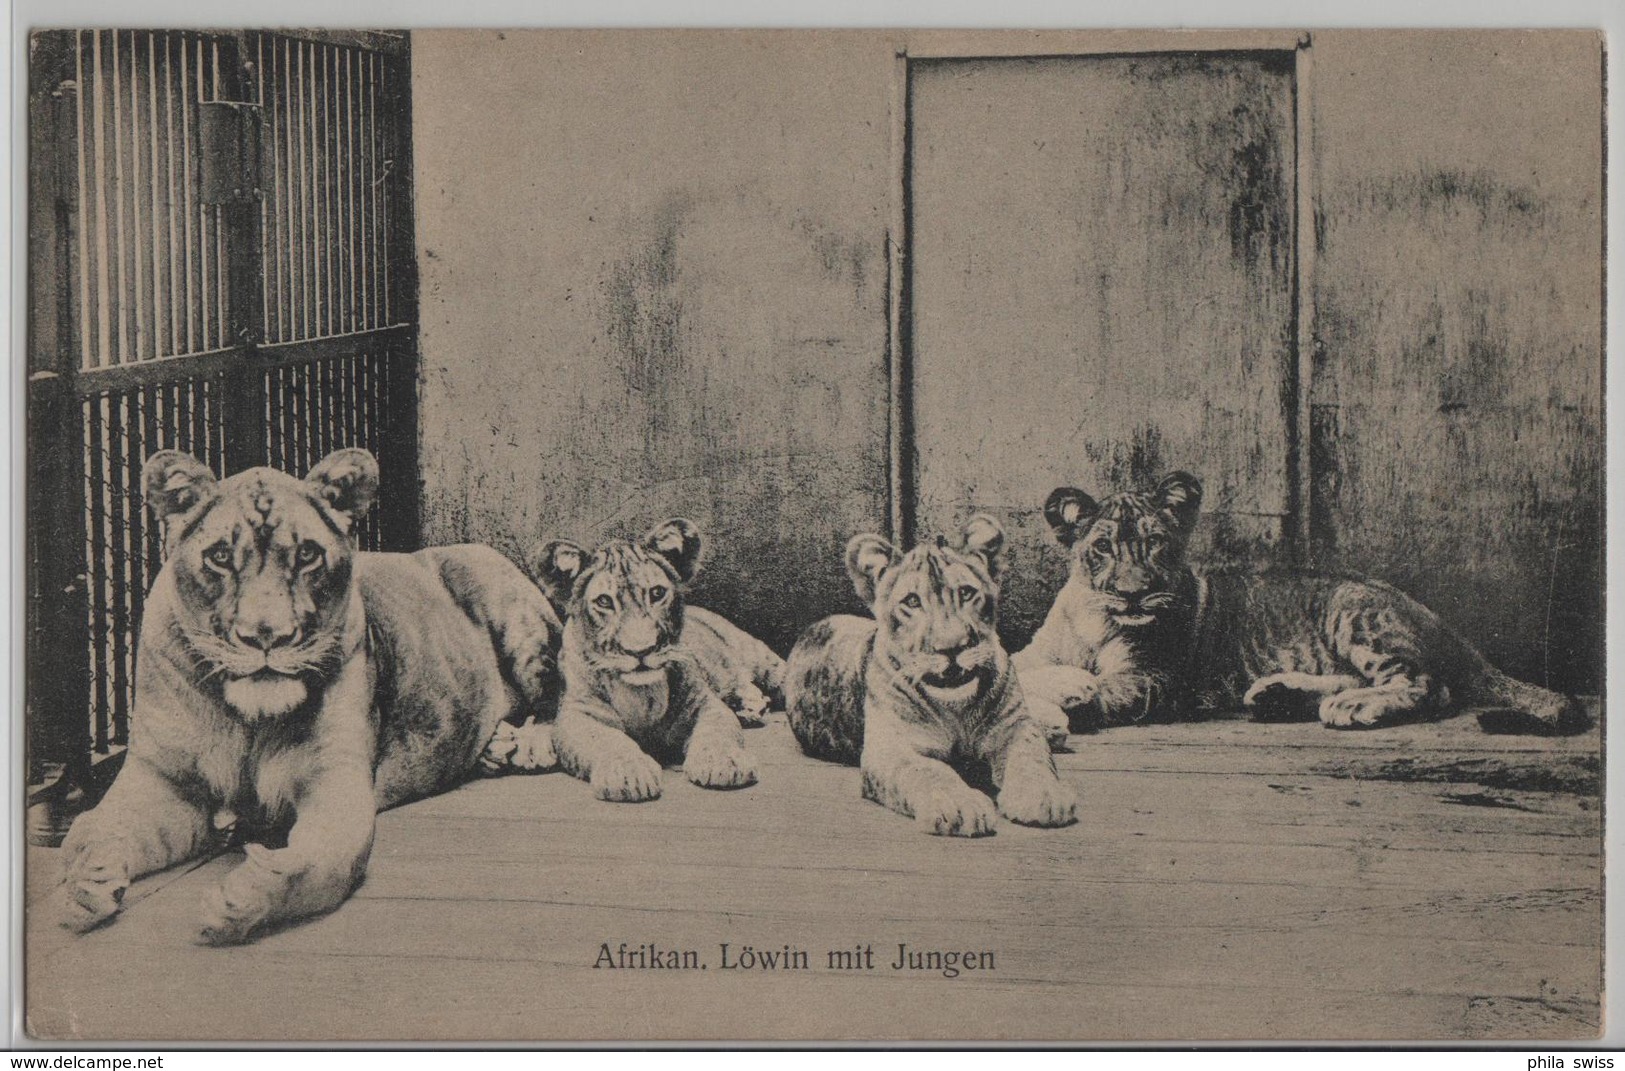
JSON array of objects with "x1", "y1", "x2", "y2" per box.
[{"x1": 235, "y1": 621, "x2": 299, "y2": 651}]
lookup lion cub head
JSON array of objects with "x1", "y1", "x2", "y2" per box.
[
  {"x1": 1043, "y1": 471, "x2": 1202, "y2": 629},
  {"x1": 846, "y1": 516, "x2": 1008, "y2": 705},
  {"x1": 144, "y1": 448, "x2": 378, "y2": 720},
  {"x1": 529, "y1": 520, "x2": 703, "y2": 688}
]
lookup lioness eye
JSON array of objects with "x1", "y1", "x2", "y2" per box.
[
  {"x1": 296, "y1": 543, "x2": 324, "y2": 568},
  {"x1": 957, "y1": 584, "x2": 980, "y2": 603},
  {"x1": 1092, "y1": 538, "x2": 1114, "y2": 556},
  {"x1": 647, "y1": 585, "x2": 668, "y2": 603},
  {"x1": 901, "y1": 593, "x2": 923, "y2": 610},
  {"x1": 204, "y1": 545, "x2": 234, "y2": 571},
  {"x1": 593, "y1": 594, "x2": 616, "y2": 611}
]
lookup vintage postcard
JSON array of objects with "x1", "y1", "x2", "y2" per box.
[{"x1": 20, "y1": 28, "x2": 1605, "y2": 1043}]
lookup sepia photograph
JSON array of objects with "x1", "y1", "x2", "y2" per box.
[{"x1": 18, "y1": 24, "x2": 1607, "y2": 1044}]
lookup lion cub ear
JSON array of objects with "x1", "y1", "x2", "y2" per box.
[
  {"x1": 306, "y1": 448, "x2": 380, "y2": 525},
  {"x1": 528, "y1": 540, "x2": 589, "y2": 609},
  {"x1": 845, "y1": 534, "x2": 899, "y2": 605},
  {"x1": 1154, "y1": 471, "x2": 1203, "y2": 532},
  {"x1": 1043, "y1": 487, "x2": 1099, "y2": 547},
  {"x1": 143, "y1": 451, "x2": 218, "y2": 523},
  {"x1": 642, "y1": 519, "x2": 704, "y2": 584},
  {"x1": 960, "y1": 513, "x2": 1007, "y2": 582}
]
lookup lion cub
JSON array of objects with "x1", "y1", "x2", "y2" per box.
[
  {"x1": 1016, "y1": 471, "x2": 1588, "y2": 733},
  {"x1": 530, "y1": 520, "x2": 762, "y2": 802},
  {"x1": 785, "y1": 516, "x2": 1077, "y2": 836}
]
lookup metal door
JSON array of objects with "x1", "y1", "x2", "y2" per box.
[
  {"x1": 903, "y1": 52, "x2": 1300, "y2": 646},
  {"x1": 27, "y1": 30, "x2": 419, "y2": 828}
]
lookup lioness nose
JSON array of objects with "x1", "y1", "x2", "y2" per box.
[{"x1": 235, "y1": 621, "x2": 299, "y2": 651}]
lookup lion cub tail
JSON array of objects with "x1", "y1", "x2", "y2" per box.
[
  {"x1": 1444, "y1": 622, "x2": 1592, "y2": 735},
  {"x1": 1469, "y1": 665, "x2": 1591, "y2": 736}
]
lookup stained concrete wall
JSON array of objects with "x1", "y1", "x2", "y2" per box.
[
  {"x1": 412, "y1": 29, "x2": 1603, "y2": 688},
  {"x1": 1308, "y1": 31, "x2": 1604, "y2": 691},
  {"x1": 411, "y1": 31, "x2": 894, "y2": 650}
]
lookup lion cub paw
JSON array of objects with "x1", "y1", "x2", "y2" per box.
[
  {"x1": 729, "y1": 683, "x2": 771, "y2": 728},
  {"x1": 684, "y1": 738, "x2": 759, "y2": 790},
  {"x1": 1319, "y1": 689, "x2": 1407, "y2": 729},
  {"x1": 1028, "y1": 699, "x2": 1071, "y2": 750},
  {"x1": 997, "y1": 774, "x2": 1078, "y2": 828},
  {"x1": 507, "y1": 719, "x2": 557, "y2": 771},
  {"x1": 916, "y1": 785, "x2": 997, "y2": 837},
  {"x1": 477, "y1": 721, "x2": 521, "y2": 775},
  {"x1": 1048, "y1": 666, "x2": 1101, "y2": 709},
  {"x1": 1244, "y1": 676, "x2": 1317, "y2": 721},
  {"x1": 1243, "y1": 675, "x2": 1294, "y2": 706},
  {"x1": 591, "y1": 752, "x2": 664, "y2": 803}
]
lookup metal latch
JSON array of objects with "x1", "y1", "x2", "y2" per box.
[{"x1": 198, "y1": 99, "x2": 262, "y2": 205}]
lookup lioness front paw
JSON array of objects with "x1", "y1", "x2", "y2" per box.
[
  {"x1": 56, "y1": 865, "x2": 129, "y2": 934},
  {"x1": 196, "y1": 844, "x2": 294, "y2": 946},
  {"x1": 591, "y1": 752, "x2": 664, "y2": 803},
  {"x1": 997, "y1": 774, "x2": 1078, "y2": 828},
  {"x1": 684, "y1": 737, "x2": 758, "y2": 790},
  {"x1": 916, "y1": 785, "x2": 997, "y2": 837},
  {"x1": 55, "y1": 837, "x2": 132, "y2": 933}
]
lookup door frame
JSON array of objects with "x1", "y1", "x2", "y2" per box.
[{"x1": 884, "y1": 32, "x2": 1315, "y2": 565}]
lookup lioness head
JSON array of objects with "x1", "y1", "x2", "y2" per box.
[
  {"x1": 846, "y1": 516, "x2": 1007, "y2": 705},
  {"x1": 1042, "y1": 471, "x2": 1202, "y2": 629},
  {"x1": 529, "y1": 519, "x2": 702, "y2": 688},
  {"x1": 144, "y1": 448, "x2": 378, "y2": 720}
]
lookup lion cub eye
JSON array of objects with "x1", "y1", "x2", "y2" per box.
[
  {"x1": 1145, "y1": 534, "x2": 1168, "y2": 550},
  {"x1": 900, "y1": 593, "x2": 923, "y2": 610},
  {"x1": 593, "y1": 594, "x2": 617, "y2": 611},
  {"x1": 1091, "y1": 537, "x2": 1115, "y2": 556},
  {"x1": 647, "y1": 585, "x2": 668, "y2": 603},
  {"x1": 295, "y1": 542, "x2": 325, "y2": 569},
  {"x1": 957, "y1": 584, "x2": 981, "y2": 603},
  {"x1": 203, "y1": 545, "x2": 235, "y2": 572}
]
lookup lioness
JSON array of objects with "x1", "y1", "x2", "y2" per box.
[
  {"x1": 1015, "y1": 471, "x2": 1588, "y2": 733},
  {"x1": 785, "y1": 516, "x2": 1077, "y2": 836},
  {"x1": 55, "y1": 449, "x2": 561, "y2": 944}
]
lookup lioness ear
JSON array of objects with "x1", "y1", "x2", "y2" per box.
[
  {"x1": 529, "y1": 540, "x2": 589, "y2": 609},
  {"x1": 845, "y1": 533, "x2": 898, "y2": 605},
  {"x1": 1155, "y1": 471, "x2": 1203, "y2": 532},
  {"x1": 306, "y1": 448, "x2": 379, "y2": 524},
  {"x1": 143, "y1": 451, "x2": 218, "y2": 523},
  {"x1": 960, "y1": 513, "x2": 1007, "y2": 582},
  {"x1": 642, "y1": 518, "x2": 703, "y2": 584},
  {"x1": 1043, "y1": 487, "x2": 1098, "y2": 547}
]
